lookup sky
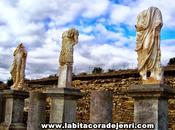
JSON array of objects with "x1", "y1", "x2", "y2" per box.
[{"x1": 0, "y1": 0, "x2": 175, "y2": 82}]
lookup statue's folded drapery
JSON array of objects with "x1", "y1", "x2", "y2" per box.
[
  {"x1": 135, "y1": 7, "x2": 163, "y2": 80},
  {"x1": 10, "y1": 43, "x2": 27, "y2": 89}
]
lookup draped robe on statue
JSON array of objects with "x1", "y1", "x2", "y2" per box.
[
  {"x1": 10, "y1": 43, "x2": 27, "y2": 90},
  {"x1": 135, "y1": 7, "x2": 163, "y2": 80}
]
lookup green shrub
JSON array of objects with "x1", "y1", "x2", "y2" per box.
[
  {"x1": 168, "y1": 57, "x2": 175, "y2": 65},
  {"x1": 7, "y1": 78, "x2": 13, "y2": 87},
  {"x1": 92, "y1": 67, "x2": 103, "y2": 74}
]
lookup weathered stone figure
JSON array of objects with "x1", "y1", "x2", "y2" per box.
[
  {"x1": 58, "y1": 28, "x2": 79, "y2": 88},
  {"x1": 135, "y1": 7, "x2": 163, "y2": 82},
  {"x1": 45, "y1": 28, "x2": 82, "y2": 127},
  {"x1": 59, "y1": 28, "x2": 79, "y2": 66},
  {"x1": 10, "y1": 43, "x2": 27, "y2": 90}
]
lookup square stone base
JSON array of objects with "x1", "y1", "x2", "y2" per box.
[
  {"x1": 127, "y1": 84, "x2": 175, "y2": 130},
  {"x1": 0, "y1": 90, "x2": 29, "y2": 130},
  {"x1": 44, "y1": 87, "x2": 83, "y2": 128}
]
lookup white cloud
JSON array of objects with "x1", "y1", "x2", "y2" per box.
[
  {"x1": 110, "y1": 4, "x2": 131, "y2": 23},
  {"x1": 82, "y1": 0, "x2": 109, "y2": 18},
  {"x1": 0, "y1": 0, "x2": 174, "y2": 82},
  {"x1": 17, "y1": 0, "x2": 110, "y2": 26},
  {"x1": 161, "y1": 39, "x2": 175, "y2": 65},
  {"x1": 80, "y1": 26, "x2": 93, "y2": 33},
  {"x1": 74, "y1": 41, "x2": 138, "y2": 74},
  {"x1": 109, "y1": 0, "x2": 175, "y2": 28},
  {"x1": 79, "y1": 34, "x2": 95, "y2": 43},
  {"x1": 0, "y1": 68, "x2": 10, "y2": 82},
  {"x1": 0, "y1": 28, "x2": 10, "y2": 43}
]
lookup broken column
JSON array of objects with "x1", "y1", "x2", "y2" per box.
[
  {"x1": 90, "y1": 90, "x2": 113, "y2": 126},
  {"x1": 44, "y1": 28, "x2": 83, "y2": 128},
  {"x1": 27, "y1": 92, "x2": 46, "y2": 130}
]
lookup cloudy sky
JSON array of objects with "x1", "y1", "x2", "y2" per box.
[{"x1": 0, "y1": 0, "x2": 175, "y2": 82}]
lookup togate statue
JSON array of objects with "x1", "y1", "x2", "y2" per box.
[
  {"x1": 10, "y1": 43, "x2": 27, "y2": 90},
  {"x1": 59, "y1": 28, "x2": 79, "y2": 66},
  {"x1": 135, "y1": 7, "x2": 163, "y2": 82}
]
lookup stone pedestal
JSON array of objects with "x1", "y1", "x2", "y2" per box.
[
  {"x1": 127, "y1": 84, "x2": 175, "y2": 130},
  {"x1": 0, "y1": 91, "x2": 4, "y2": 123},
  {"x1": 90, "y1": 90, "x2": 112, "y2": 130},
  {"x1": 0, "y1": 90, "x2": 29, "y2": 130},
  {"x1": 58, "y1": 65, "x2": 72, "y2": 88},
  {"x1": 45, "y1": 87, "x2": 83, "y2": 130},
  {"x1": 27, "y1": 92, "x2": 46, "y2": 130}
]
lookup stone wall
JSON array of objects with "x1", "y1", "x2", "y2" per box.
[{"x1": 25, "y1": 66, "x2": 175, "y2": 129}]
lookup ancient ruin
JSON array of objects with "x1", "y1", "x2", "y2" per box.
[
  {"x1": 59, "y1": 28, "x2": 79, "y2": 66},
  {"x1": 10, "y1": 43, "x2": 27, "y2": 90},
  {"x1": 0, "y1": 6, "x2": 175, "y2": 130},
  {"x1": 25, "y1": 66, "x2": 175, "y2": 129},
  {"x1": 44, "y1": 28, "x2": 83, "y2": 129},
  {"x1": 135, "y1": 7, "x2": 163, "y2": 83},
  {"x1": 58, "y1": 28, "x2": 79, "y2": 88},
  {"x1": 128, "y1": 7, "x2": 175, "y2": 130},
  {"x1": 0, "y1": 43, "x2": 29, "y2": 130}
]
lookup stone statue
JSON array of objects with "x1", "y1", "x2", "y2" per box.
[
  {"x1": 59, "y1": 28, "x2": 79, "y2": 66},
  {"x1": 135, "y1": 7, "x2": 163, "y2": 83},
  {"x1": 58, "y1": 28, "x2": 79, "y2": 88},
  {"x1": 10, "y1": 43, "x2": 27, "y2": 90}
]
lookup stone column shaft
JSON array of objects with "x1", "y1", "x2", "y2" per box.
[
  {"x1": 27, "y1": 92, "x2": 46, "y2": 130},
  {"x1": 90, "y1": 90, "x2": 113, "y2": 130},
  {"x1": 50, "y1": 98, "x2": 76, "y2": 123},
  {"x1": 58, "y1": 65, "x2": 72, "y2": 88}
]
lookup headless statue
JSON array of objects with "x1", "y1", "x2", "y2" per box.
[
  {"x1": 135, "y1": 7, "x2": 163, "y2": 83},
  {"x1": 58, "y1": 28, "x2": 79, "y2": 88},
  {"x1": 10, "y1": 43, "x2": 27, "y2": 90}
]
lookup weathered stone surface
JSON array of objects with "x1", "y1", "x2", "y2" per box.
[
  {"x1": 0, "y1": 90, "x2": 29, "y2": 130},
  {"x1": 127, "y1": 84, "x2": 175, "y2": 130},
  {"x1": 50, "y1": 98, "x2": 76, "y2": 123},
  {"x1": 58, "y1": 64, "x2": 72, "y2": 88},
  {"x1": 58, "y1": 28, "x2": 79, "y2": 88},
  {"x1": 45, "y1": 87, "x2": 83, "y2": 99},
  {"x1": 27, "y1": 92, "x2": 46, "y2": 130},
  {"x1": 10, "y1": 43, "x2": 27, "y2": 90},
  {"x1": 25, "y1": 66, "x2": 175, "y2": 129},
  {"x1": 127, "y1": 84, "x2": 175, "y2": 98},
  {"x1": 0, "y1": 91, "x2": 4, "y2": 123},
  {"x1": 134, "y1": 99, "x2": 168, "y2": 130},
  {"x1": 90, "y1": 90, "x2": 112, "y2": 127},
  {"x1": 59, "y1": 28, "x2": 79, "y2": 66},
  {"x1": 45, "y1": 87, "x2": 83, "y2": 130},
  {"x1": 136, "y1": 7, "x2": 163, "y2": 81}
]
